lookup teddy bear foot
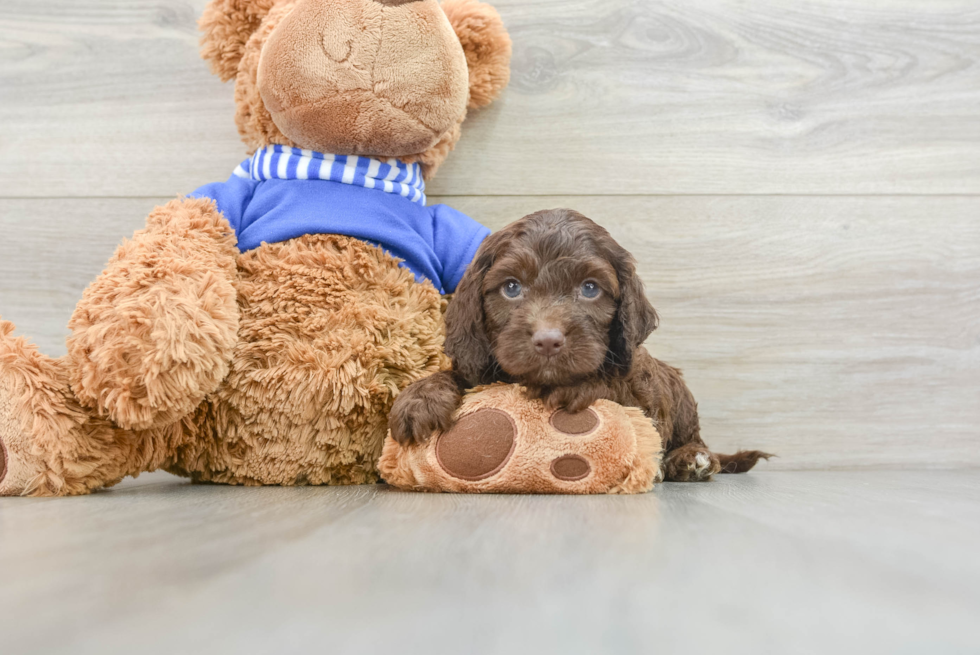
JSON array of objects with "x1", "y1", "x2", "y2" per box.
[
  {"x1": 0, "y1": 370, "x2": 47, "y2": 497},
  {"x1": 380, "y1": 383, "x2": 663, "y2": 494}
]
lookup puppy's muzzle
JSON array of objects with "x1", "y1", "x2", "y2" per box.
[{"x1": 532, "y1": 328, "x2": 565, "y2": 357}]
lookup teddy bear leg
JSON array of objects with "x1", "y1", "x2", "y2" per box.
[
  {"x1": 66, "y1": 197, "x2": 240, "y2": 431},
  {"x1": 0, "y1": 326, "x2": 47, "y2": 496},
  {"x1": 0, "y1": 320, "x2": 183, "y2": 497}
]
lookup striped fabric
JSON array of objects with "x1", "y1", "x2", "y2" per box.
[{"x1": 233, "y1": 145, "x2": 427, "y2": 206}]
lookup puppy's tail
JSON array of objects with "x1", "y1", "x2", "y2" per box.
[{"x1": 717, "y1": 450, "x2": 774, "y2": 474}]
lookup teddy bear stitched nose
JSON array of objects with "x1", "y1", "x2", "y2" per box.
[{"x1": 372, "y1": 0, "x2": 423, "y2": 6}]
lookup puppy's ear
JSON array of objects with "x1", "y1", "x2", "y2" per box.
[
  {"x1": 444, "y1": 231, "x2": 508, "y2": 385},
  {"x1": 441, "y1": 0, "x2": 512, "y2": 109},
  {"x1": 199, "y1": 0, "x2": 277, "y2": 82},
  {"x1": 605, "y1": 254, "x2": 659, "y2": 376}
]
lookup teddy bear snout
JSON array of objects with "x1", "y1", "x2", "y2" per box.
[{"x1": 256, "y1": 0, "x2": 468, "y2": 157}]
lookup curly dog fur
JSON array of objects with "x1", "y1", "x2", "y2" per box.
[{"x1": 390, "y1": 209, "x2": 773, "y2": 482}]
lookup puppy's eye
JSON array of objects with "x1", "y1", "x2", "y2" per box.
[
  {"x1": 501, "y1": 279, "x2": 523, "y2": 299},
  {"x1": 580, "y1": 280, "x2": 601, "y2": 299}
]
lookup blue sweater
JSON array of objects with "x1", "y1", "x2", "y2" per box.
[{"x1": 190, "y1": 146, "x2": 489, "y2": 294}]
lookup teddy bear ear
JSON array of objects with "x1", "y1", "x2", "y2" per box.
[
  {"x1": 199, "y1": 0, "x2": 278, "y2": 82},
  {"x1": 441, "y1": 0, "x2": 513, "y2": 109}
]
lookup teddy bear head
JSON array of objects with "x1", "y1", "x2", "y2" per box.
[{"x1": 200, "y1": 0, "x2": 511, "y2": 178}]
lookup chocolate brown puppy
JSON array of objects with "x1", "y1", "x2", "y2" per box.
[{"x1": 389, "y1": 208, "x2": 772, "y2": 481}]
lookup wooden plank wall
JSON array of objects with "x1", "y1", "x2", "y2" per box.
[{"x1": 1, "y1": 0, "x2": 978, "y2": 469}]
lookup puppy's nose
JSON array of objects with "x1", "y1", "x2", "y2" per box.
[{"x1": 532, "y1": 328, "x2": 565, "y2": 357}]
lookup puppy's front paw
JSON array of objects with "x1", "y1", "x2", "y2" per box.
[
  {"x1": 389, "y1": 404, "x2": 452, "y2": 446},
  {"x1": 388, "y1": 374, "x2": 461, "y2": 446},
  {"x1": 541, "y1": 385, "x2": 602, "y2": 414},
  {"x1": 663, "y1": 444, "x2": 721, "y2": 482}
]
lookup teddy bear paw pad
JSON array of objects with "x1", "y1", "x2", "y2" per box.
[
  {"x1": 435, "y1": 408, "x2": 516, "y2": 481},
  {"x1": 549, "y1": 408, "x2": 599, "y2": 435},
  {"x1": 0, "y1": 379, "x2": 39, "y2": 496},
  {"x1": 0, "y1": 435, "x2": 6, "y2": 486},
  {"x1": 0, "y1": 382, "x2": 14, "y2": 489},
  {"x1": 550, "y1": 454, "x2": 591, "y2": 481}
]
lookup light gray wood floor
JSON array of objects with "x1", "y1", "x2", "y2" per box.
[{"x1": 1, "y1": 470, "x2": 979, "y2": 654}]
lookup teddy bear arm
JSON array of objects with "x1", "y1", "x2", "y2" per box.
[{"x1": 66, "y1": 197, "x2": 241, "y2": 431}]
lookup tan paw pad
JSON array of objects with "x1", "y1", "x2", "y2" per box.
[{"x1": 436, "y1": 409, "x2": 516, "y2": 481}]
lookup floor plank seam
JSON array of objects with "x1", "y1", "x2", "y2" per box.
[{"x1": 3, "y1": 193, "x2": 980, "y2": 200}]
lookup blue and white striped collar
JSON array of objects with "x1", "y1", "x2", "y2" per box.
[{"x1": 233, "y1": 145, "x2": 426, "y2": 206}]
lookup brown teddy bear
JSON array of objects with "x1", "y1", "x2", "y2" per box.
[{"x1": 0, "y1": 0, "x2": 512, "y2": 496}]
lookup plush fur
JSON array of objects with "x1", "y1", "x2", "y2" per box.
[
  {"x1": 379, "y1": 383, "x2": 662, "y2": 494},
  {"x1": 66, "y1": 198, "x2": 241, "y2": 431},
  {"x1": 0, "y1": 235, "x2": 449, "y2": 496},
  {"x1": 202, "y1": 0, "x2": 511, "y2": 178},
  {"x1": 441, "y1": 0, "x2": 512, "y2": 109},
  {"x1": 0, "y1": 0, "x2": 510, "y2": 497}
]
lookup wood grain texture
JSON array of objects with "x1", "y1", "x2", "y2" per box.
[
  {"x1": 2, "y1": 196, "x2": 977, "y2": 469},
  {"x1": 0, "y1": 198, "x2": 154, "y2": 353},
  {"x1": 1, "y1": 0, "x2": 979, "y2": 197},
  {"x1": 1, "y1": 471, "x2": 978, "y2": 654}
]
